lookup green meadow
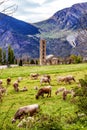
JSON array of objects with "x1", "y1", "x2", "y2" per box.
[{"x1": 0, "y1": 63, "x2": 87, "y2": 130}]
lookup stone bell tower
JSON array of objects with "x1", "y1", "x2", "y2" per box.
[{"x1": 40, "y1": 39, "x2": 46, "y2": 65}]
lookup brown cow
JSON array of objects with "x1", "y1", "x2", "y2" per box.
[
  {"x1": 7, "y1": 77, "x2": 11, "y2": 85},
  {"x1": 12, "y1": 104, "x2": 39, "y2": 123},
  {"x1": 13, "y1": 81, "x2": 19, "y2": 92},
  {"x1": 62, "y1": 89, "x2": 75, "y2": 100},
  {"x1": 57, "y1": 75, "x2": 75, "y2": 84},
  {"x1": 30, "y1": 73, "x2": 39, "y2": 80},
  {"x1": 55, "y1": 87, "x2": 66, "y2": 95},
  {"x1": 20, "y1": 87, "x2": 28, "y2": 92},
  {"x1": 0, "y1": 87, "x2": 6, "y2": 102},
  {"x1": 0, "y1": 80, "x2": 3, "y2": 87},
  {"x1": 36, "y1": 86, "x2": 52, "y2": 99},
  {"x1": 40, "y1": 75, "x2": 51, "y2": 85}
]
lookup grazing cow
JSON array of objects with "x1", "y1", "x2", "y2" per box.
[
  {"x1": 66, "y1": 75, "x2": 75, "y2": 83},
  {"x1": 57, "y1": 76, "x2": 65, "y2": 82},
  {"x1": 34, "y1": 86, "x2": 38, "y2": 90},
  {"x1": 36, "y1": 86, "x2": 52, "y2": 99},
  {"x1": 40, "y1": 75, "x2": 51, "y2": 85},
  {"x1": 43, "y1": 74, "x2": 51, "y2": 80},
  {"x1": 0, "y1": 87, "x2": 6, "y2": 102},
  {"x1": 57, "y1": 75, "x2": 75, "y2": 84},
  {"x1": 17, "y1": 77, "x2": 23, "y2": 83},
  {"x1": 62, "y1": 89, "x2": 75, "y2": 100},
  {"x1": 55, "y1": 87, "x2": 66, "y2": 95},
  {"x1": 20, "y1": 87, "x2": 28, "y2": 92},
  {"x1": 12, "y1": 104, "x2": 39, "y2": 123},
  {"x1": 0, "y1": 80, "x2": 3, "y2": 87},
  {"x1": 30, "y1": 73, "x2": 39, "y2": 80},
  {"x1": 7, "y1": 77, "x2": 11, "y2": 85},
  {"x1": 13, "y1": 81, "x2": 19, "y2": 92}
]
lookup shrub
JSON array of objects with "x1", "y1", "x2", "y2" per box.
[
  {"x1": 33, "y1": 114, "x2": 63, "y2": 130},
  {"x1": 70, "y1": 55, "x2": 82, "y2": 64},
  {"x1": 17, "y1": 113, "x2": 63, "y2": 130},
  {"x1": 30, "y1": 59, "x2": 35, "y2": 64},
  {"x1": 74, "y1": 75, "x2": 87, "y2": 115}
]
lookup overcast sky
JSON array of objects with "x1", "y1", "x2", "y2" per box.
[{"x1": 1, "y1": 0, "x2": 87, "y2": 23}]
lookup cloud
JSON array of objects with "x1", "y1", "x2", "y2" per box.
[
  {"x1": 18, "y1": 1, "x2": 40, "y2": 8},
  {"x1": 1, "y1": 0, "x2": 87, "y2": 23},
  {"x1": 43, "y1": 0, "x2": 57, "y2": 4},
  {"x1": 31, "y1": 0, "x2": 45, "y2": 5}
]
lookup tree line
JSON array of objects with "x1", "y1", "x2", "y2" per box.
[{"x1": 0, "y1": 45, "x2": 15, "y2": 65}]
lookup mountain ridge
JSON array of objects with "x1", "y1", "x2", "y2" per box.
[
  {"x1": 35, "y1": 2, "x2": 87, "y2": 31},
  {"x1": 0, "y1": 2, "x2": 87, "y2": 58},
  {"x1": 0, "y1": 12, "x2": 40, "y2": 35}
]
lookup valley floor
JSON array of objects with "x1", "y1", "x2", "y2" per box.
[{"x1": 0, "y1": 63, "x2": 87, "y2": 130}]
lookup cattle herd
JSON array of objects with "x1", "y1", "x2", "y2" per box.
[{"x1": 0, "y1": 73, "x2": 79, "y2": 127}]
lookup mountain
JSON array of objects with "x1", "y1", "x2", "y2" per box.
[
  {"x1": 35, "y1": 2, "x2": 87, "y2": 31},
  {"x1": 0, "y1": 2, "x2": 87, "y2": 58},
  {"x1": 35, "y1": 2, "x2": 87, "y2": 57},
  {"x1": 0, "y1": 13, "x2": 39, "y2": 35},
  {"x1": 0, "y1": 13, "x2": 40, "y2": 58}
]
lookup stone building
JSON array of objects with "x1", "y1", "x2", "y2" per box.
[
  {"x1": 39, "y1": 39, "x2": 58, "y2": 65},
  {"x1": 46, "y1": 54, "x2": 59, "y2": 65}
]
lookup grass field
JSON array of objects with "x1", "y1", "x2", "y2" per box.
[{"x1": 0, "y1": 63, "x2": 87, "y2": 130}]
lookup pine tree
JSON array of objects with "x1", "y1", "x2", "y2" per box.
[
  {"x1": 8, "y1": 45, "x2": 15, "y2": 64},
  {"x1": 19, "y1": 59, "x2": 23, "y2": 66},
  {"x1": 0, "y1": 48, "x2": 2, "y2": 64},
  {"x1": 10, "y1": 49, "x2": 14, "y2": 64},
  {"x1": 2, "y1": 50, "x2": 6, "y2": 65}
]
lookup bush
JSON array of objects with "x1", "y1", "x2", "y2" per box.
[
  {"x1": 74, "y1": 75, "x2": 87, "y2": 115},
  {"x1": 30, "y1": 59, "x2": 35, "y2": 64},
  {"x1": 17, "y1": 113, "x2": 63, "y2": 130},
  {"x1": 33, "y1": 114, "x2": 63, "y2": 130},
  {"x1": 70, "y1": 55, "x2": 82, "y2": 64}
]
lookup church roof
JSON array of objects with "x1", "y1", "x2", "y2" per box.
[{"x1": 46, "y1": 54, "x2": 55, "y2": 60}]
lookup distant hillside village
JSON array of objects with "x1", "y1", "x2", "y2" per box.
[
  {"x1": 0, "y1": 39, "x2": 87, "y2": 66},
  {"x1": 17, "y1": 39, "x2": 87, "y2": 66},
  {"x1": 21, "y1": 39, "x2": 87, "y2": 66},
  {"x1": 39, "y1": 39, "x2": 85, "y2": 65}
]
